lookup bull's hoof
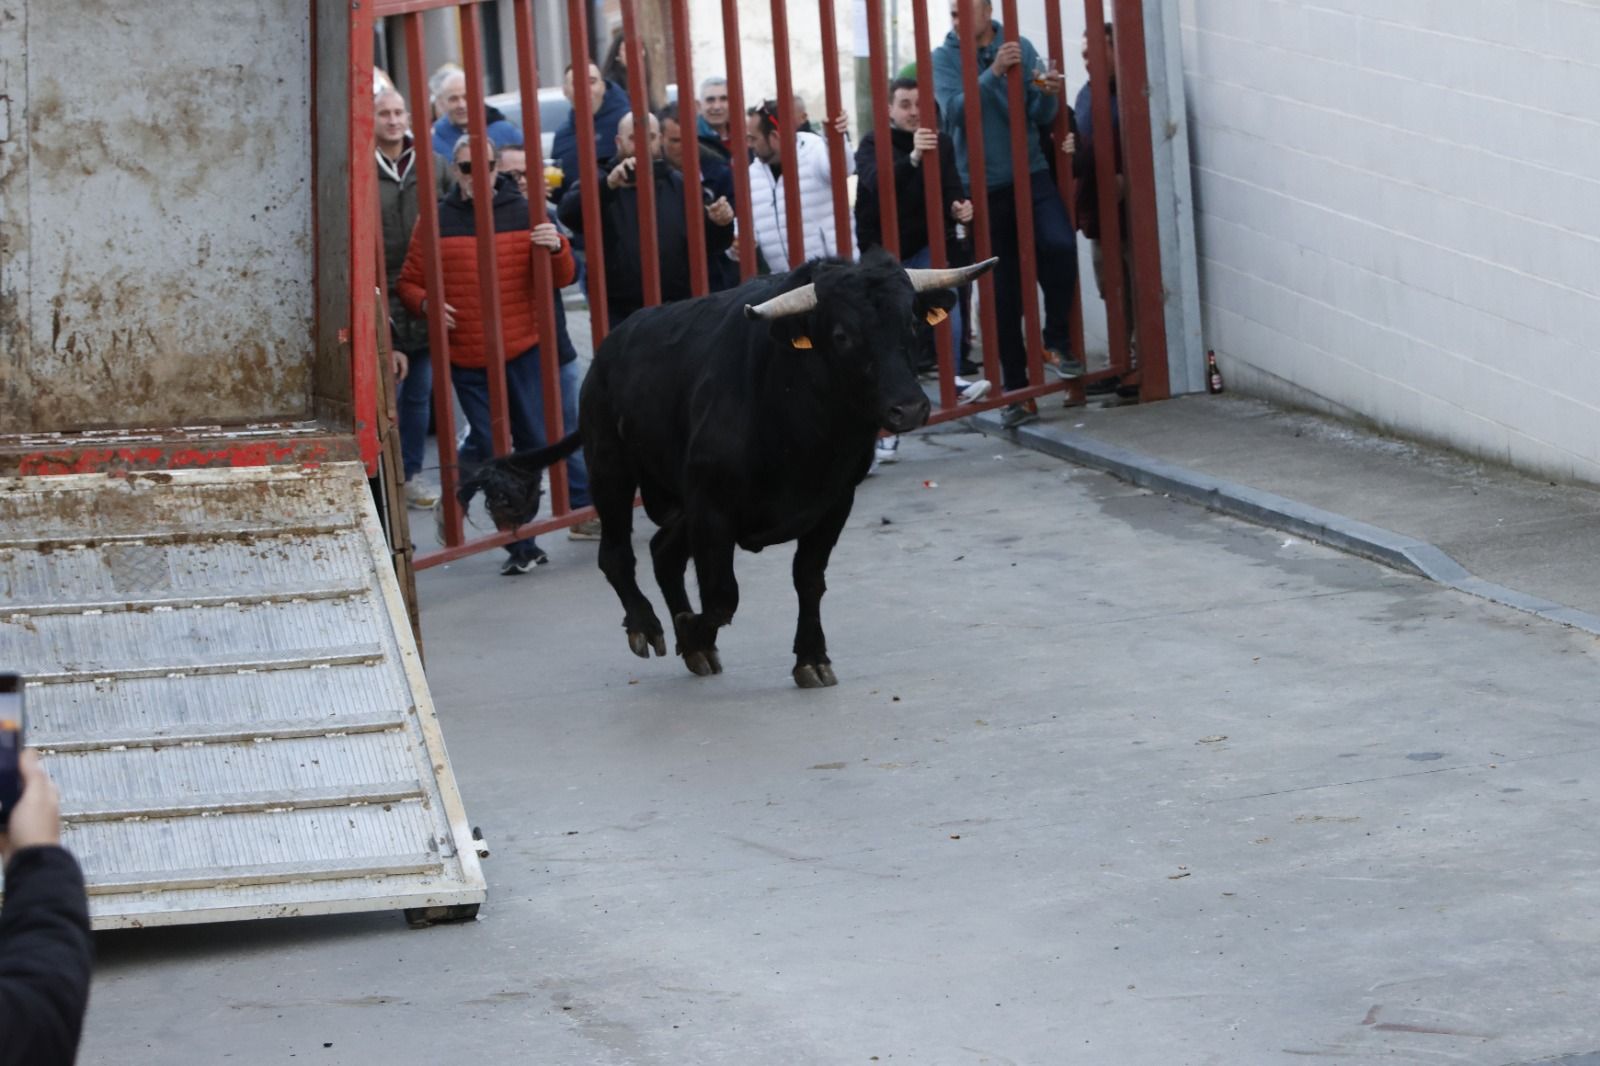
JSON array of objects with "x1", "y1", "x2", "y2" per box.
[
  {"x1": 793, "y1": 663, "x2": 838, "y2": 688},
  {"x1": 684, "y1": 648, "x2": 722, "y2": 677},
  {"x1": 627, "y1": 630, "x2": 668, "y2": 658}
]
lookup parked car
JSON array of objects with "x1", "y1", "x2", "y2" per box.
[
  {"x1": 485, "y1": 86, "x2": 571, "y2": 160},
  {"x1": 486, "y1": 83, "x2": 679, "y2": 161}
]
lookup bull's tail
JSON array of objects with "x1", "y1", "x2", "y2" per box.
[
  {"x1": 543, "y1": 430, "x2": 584, "y2": 463},
  {"x1": 455, "y1": 430, "x2": 584, "y2": 507}
]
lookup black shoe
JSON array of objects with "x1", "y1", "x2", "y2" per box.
[
  {"x1": 500, "y1": 545, "x2": 550, "y2": 576},
  {"x1": 957, "y1": 359, "x2": 983, "y2": 378},
  {"x1": 1000, "y1": 400, "x2": 1039, "y2": 429}
]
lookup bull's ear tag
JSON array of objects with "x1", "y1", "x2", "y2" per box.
[
  {"x1": 790, "y1": 334, "x2": 813, "y2": 349},
  {"x1": 924, "y1": 307, "x2": 949, "y2": 326}
]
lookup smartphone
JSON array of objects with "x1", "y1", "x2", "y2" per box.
[{"x1": 0, "y1": 674, "x2": 23, "y2": 822}]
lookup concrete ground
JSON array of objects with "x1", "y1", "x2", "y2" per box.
[
  {"x1": 81, "y1": 419, "x2": 1600, "y2": 1066},
  {"x1": 991, "y1": 393, "x2": 1600, "y2": 625}
]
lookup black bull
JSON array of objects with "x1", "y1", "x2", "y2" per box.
[{"x1": 461, "y1": 250, "x2": 997, "y2": 688}]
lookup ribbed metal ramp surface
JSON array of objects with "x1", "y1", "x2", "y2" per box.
[{"x1": 0, "y1": 463, "x2": 486, "y2": 928}]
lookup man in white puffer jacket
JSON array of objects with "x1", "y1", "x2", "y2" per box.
[{"x1": 745, "y1": 99, "x2": 858, "y2": 269}]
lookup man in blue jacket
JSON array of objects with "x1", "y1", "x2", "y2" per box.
[
  {"x1": 429, "y1": 69, "x2": 522, "y2": 159},
  {"x1": 933, "y1": 0, "x2": 1079, "y2": 428},
  {"x1": 550, "y1": 62, "x2": 632, "y2": 205}
]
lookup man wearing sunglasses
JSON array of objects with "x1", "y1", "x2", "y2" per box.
[{"x1": 395, "y1": 136, "x2": 579, "y2": 574}]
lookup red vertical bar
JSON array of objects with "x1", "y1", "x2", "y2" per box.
[
  {"x1": 670, "y1": 0, "x2": 710, "y2": 296},
  {"x1": 460, "y1": 6, "x2": 513, "y2": 457},
  {"x1": 910, "y1": 0, "x2": 955, "y2": 410},
  {"x1": 1042, "y1": 0, "x2": 1073, "y2": 212},
  {"x1": 349, "y1": 0, "x2": 380, "y2": 475},
  {"x1": 567, "y1": 0, "x2": 611, "y2": 342},
  {"x1": 512, "y1": 0, "x2": 571, "y2": 516},
  {"x1": 816, "y1": 0, "x2": 853, "y2": 257},
  {"x1": 621, "y1": 0, "x2": 662, "y2": 308},
  {"x1": 1110, "y1": 0, "x2": 1169, "y2": 400},
  {"x1": 998, "y1": 0, "x2": 1043, "y2": 388},
  {"x1": 958, "y1": 0, "x2": 1002, "y2": 391},
  {"x1": 769, "y1": 0, "x2": 806, "y2": 267},
  {"x1": 1044, "y1": 0, "x2": 1086, "y2": 369},
  {"x1": 404, "y1": 14, "x2": 464, "y2": 546},
  {"x1": 719, "y1": 0, "x2": 757, "y2": 281},
  {"x1": 1083, "y1": 10, "x2": 1130, "y2": 376},
  {"x1": 864, "y1": 0, "x2": 899, "y2": 260}
]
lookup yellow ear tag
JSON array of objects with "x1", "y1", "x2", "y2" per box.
[
  {"x1": 925, "y1": 307, "x2": 949, "y2": 326},
  {"x1": 790, "y1": 334, "x2": 813, "y2": 349}
]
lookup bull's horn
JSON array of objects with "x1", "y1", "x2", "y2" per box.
[
  {"x1": 905, "y1": 257, "x2": 999, "y2": 292},
  {"x1": 744, "y1": 284, "x2": 818, "y2": 320}
]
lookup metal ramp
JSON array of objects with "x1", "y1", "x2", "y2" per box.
[{"x1": 0, "y1": 462, "x2": 486, "y2": 929}]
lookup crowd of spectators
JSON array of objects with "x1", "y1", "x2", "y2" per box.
[{"x1": 377, "y1": 14, "x2": 1128, "y2": 558}]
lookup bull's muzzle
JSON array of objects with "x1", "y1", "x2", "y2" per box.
[{"x1": 882, "y1": 395, "x2": 932, "y2": 434}]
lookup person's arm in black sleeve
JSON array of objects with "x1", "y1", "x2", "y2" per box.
[
  {"x1": 939, "y1": 140, "x2": 965, "y2": 218},
  {"x1": 704, "y1": 202, "x2": 734, "y2": 258},
  {"x1": 557, "y1": 182, "x2": 588, "y2": 235},
  {"x1": 0, "y1": 845, "x2": 94, "y2": 1066},
  {"x1": 853, "y1": 135, "x2": 881, "y2": 251},
  {"x1": 853, "y1": 135, "x2": 878, "y2": 194}
]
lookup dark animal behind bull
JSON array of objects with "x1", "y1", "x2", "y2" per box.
[{"x1": 463, "y1": 248, "x2": 996, "y2": 687}]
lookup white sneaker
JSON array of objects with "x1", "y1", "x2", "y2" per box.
[
  {"x1": 875, "y1": 435, "x2": 901, "y2": 464},
  {"x1": 955, "y1": 377, "x2": 992, "y2": 404},
  {"x1": 404, "y1": 479, "x2": 439, "y2": 509}
]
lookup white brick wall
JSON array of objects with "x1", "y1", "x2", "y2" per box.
[{"x1": 1179, "y1": 0, "x2": 1600, "y2": 484}]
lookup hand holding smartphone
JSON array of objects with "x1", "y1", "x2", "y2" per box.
[
  {"x1": 0, "y1": 675, "x2": 62, "y2": 862},
  {"x1": 0, "y1": 674, "x2": 22, "y2": 822}
]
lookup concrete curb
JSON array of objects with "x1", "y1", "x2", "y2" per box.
[{"x1": 969, "y1": 411, "x2": 1600, "y2": 639}]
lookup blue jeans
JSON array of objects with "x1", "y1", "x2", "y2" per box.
[
  {"x1": 546, "y1": 301, "x2": 593, "y2": 502},
  {"x1": 904, "y1": 245, "x2": 967, "y2": 377},
  {"x1": 397, "y1": 341, "x2": 433, "y2": 481},
  {"x1": 986, "y1": 169, "x2": 1079, "y2": 391},
  {"x1": 528, "y1": 358, "x2": 590, "y2": 510},
  {"x1": 451, "y1": 346, "x2": 588, "y2": 556}
]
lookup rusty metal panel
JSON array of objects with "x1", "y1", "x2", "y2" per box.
[
  {"x1": 0, "y1": 1, "x2": 315, "y2": 435},
  {"x1": 0, "y1": 463, "x2": 487, "y2": 928}
]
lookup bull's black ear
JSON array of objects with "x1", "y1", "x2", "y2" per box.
[
  {"x1": 768, "y1": 314, "x2": 816, "y2": 353},
  {"x1": 913, "y1": 288, "x2": 959, "y2": 321}
]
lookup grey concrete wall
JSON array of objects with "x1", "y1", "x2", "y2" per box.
[
  {"x1": 1178, "y1": 0, "x2": 1600, "y2": 485},
  {"x1": 0, "y1": 0, "x2": 315, "y2": 434}
]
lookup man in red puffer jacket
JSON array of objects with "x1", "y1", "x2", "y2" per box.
[{"x1": 397, "y1": 135, "x2": 578, "y2": 575}]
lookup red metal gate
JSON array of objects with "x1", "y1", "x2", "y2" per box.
[{"x1": 362, "y1": 0, "x2": 1169, "y2": 571}]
